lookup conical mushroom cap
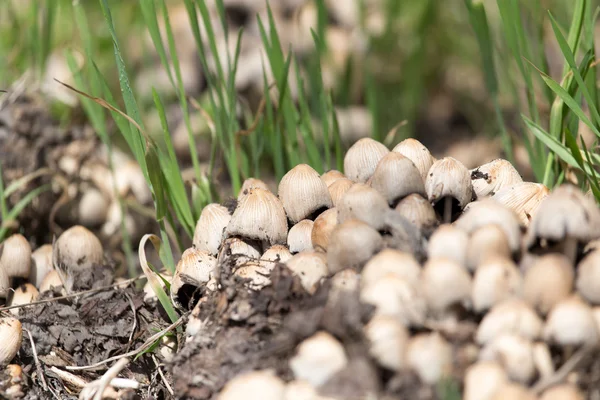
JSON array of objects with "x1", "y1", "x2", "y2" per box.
[
  {"x1": 471, "y1": 158, "x2": 523, "y2": 198},
  {"x1": 278, "y1": 164, "x2": 332, "y2": 223},
  {"x1": 392, "y1": 138, "x2": 435, "y2": 182},
  {"x1": 238, "y1": 178, "x2": 270, "y2": 200},
  {"x1": 343, "y1": 138, "x2": 389, "y2": 183},
  {"x1": 320, "y1": 169, "x2": 346, "y2": 187},
  {"x1": 53, "y1": 225, "x2": 104, "y2": 271},
  {"x1": 328, "y1": 178, "x2": 354, "y2": 207},
  {"x1": 311, "y1": 207, "x2": 338, "y2": 252},
  {"x1": 30, "y1": 244, "x2": 53, "y2": 288},
  {"x1": 337, "y1": 183, "x2": 389, "y2": 230},
  {"x1": 492, "y1": 182, "x2": 549, "y2": 226},
  {"x1": 370, "y1": 152, "x2": 426, "y2": 206},
  {"x1": 394, "y1": 194, "x2": 438, "y2": 232},
  {"x1": 226, "y1": 188, "x2": 288, "y2": 245},
  {"x1": 192, "y1": 203, "x2": 231, "y2": 256},
  {"x1": 0, "y1": 317, "x2": 22, "y2": 366},
  {"x1": 425, "y1": 157, "x2": 473, "y2": 216},
  {"x1": 327, "y1": 219, "x2": 383, "y2": 274},
  {"x1": 170, "y1": 247, "x2": 217, "y2": 309},
  {"x1": 0, "y1": 234, "x2": 31, "y2": 279},
  {"x1": 525, "y1": 184, "x2": 600, "y2": 250}
]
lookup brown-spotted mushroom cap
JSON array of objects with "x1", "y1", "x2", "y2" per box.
[
  {"x1": 170, "y1": 247, "x2": 217, "y2": 310},
  {"x1": 492, "y1": 182, "x2": 549, "y2": 227},
  {"x1": 470, "y1": 158, "x2": 523, "y2": 198}
]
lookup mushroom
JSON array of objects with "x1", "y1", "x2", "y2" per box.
[
  {"x1": 170, "y1": 247, "x2": 217, "y2": 310},
  {"x1": 78, "y1": 186, "x2": 110, "y2": 227},
  {"x1": 0, "y1": 234, "x2": 32, "y2": 279},
  {"x1": 540, "y1": 384, "x2": 584, "y2": 400},
  {"x1": 320, "y1": 169, "x2": 346, "y2": 187},
  {"x1": 544, "y1": 295, "x2": 599, "y2": 348},
  {"x1": 192, "y1": 203, "x2": 231, "y2": 256},
  {"x1": 218, "y1": 370, "x2": 286, "y2": 400},
  {"x1": 327, "y1": 219, "x2": 383, "y2": 274},
  {"x1": 285, "y1": 251, "x2": 328, "y2": 294},
  {"x1": 465, "y1": 224, "x2": 512, "y2": 271},
  {"x1": 238, "y1": 178, "x2": 270, "y2": 200},
  {"x1": 479, "y1": 334, "x2": 536, "y2": 383},
  {"x1": 287, "y1": 219, "x2": 314, "y2": 254},
  {"x1": 463, "y1": 361, "x2": 508, "y2": 400},
  {"x1": 7, "y1": 283, "x2": 39, "y2": 315},
  {"x1": 369, "y1": 152, "x2": 426, "y2": 207},
  {"x1": 392, "y1": 138, "x2": 435, "y2": 182},
  {"x1": 39, "y1": 270, "x2": 66, "y2": 295},
  {"x1": 260, "y1": 245, "x2": 293, "y2": 264},
  {"x1": 311, "y1": 208, "x2": 337, "y2": 252},
  {"x1": 394, "y1": 193, "x2": 438, "y2": 233},
  {"x1": 524, "y1": 183, "x2": 600, "y2": 263},
  {"x1": 491, "y1": 182, "x2": 549, "y2": 227},
  {"x1": 491, "y1": 383, "x2": 537, "y2": 400},
  {"x1": 226, "y1": 187, "x2": 288, "y2": 248},
  {"x1": 576, "y1": 249, "x2": 600, "y2": 304},
  {"x1": 289, "y1": 331, "x2": 348, "y2": 387},
  {"x1": 425, "y1": 157, "x2": 473, "y2": 222},
  {"x1": 337, "y1": 183, "x2": 389, "y2": 231},
  {"x1": 284, "y1": 380, "x2": 318, "y2": 400},
  {"x1": 0, "y1": 317, "x2": 22, "y2": 366},
  {"x1": 427, "y1": 224, "x2": 469, "y2": 268},
  {"x1": 472, "y1": 256, "x2": 522, "y2": 312},
  {"x1": 523, "y1": 254, "x2": 573, "y2": 315},
  {"x1": 217, "y1": 237, "x2": 262, "y2": 269},
  {"x1": 361, "y1": 249, "x2": 421, "y2": 289},
  {"x1": 234, "y1": 261, "x2": 273, "y2": 290},
  {"x1": 421, "y1": 257, "x2": 472, "y2": 314},
  {"x1": 278, "y1": 164, "x2": 333, "y2": 223},
  {"x1": 343, "y1": 137, "x2": 389, "y2": 183},
  {"x1": 0, "y1": 268, "x2": 8, "y2": 301},
  {"x1": 476, "y1": 299, "x2": 543, "y2": 345},
  {"x1": 406, "y1": 332, "x2": 453, "y2": 384},
  {"x1": 30, "y1": 244, "x2": 53, "y2": 288},
  {"x1": 470, "y1": 158, "x2": 523, "y2": 198},
  {"x1": 327, "y1": 178, "x2": 354, "y2": 207},
  {"x1": 365, "y1": 315, "x2": 409, "y2": 371}
]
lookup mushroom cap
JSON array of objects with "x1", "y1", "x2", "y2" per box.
[
  {"x1": 216, "y1": 237, "x2": 261, "y2": 269},
  {"x1": 287, "y1": 219, "x2": 314, "y2": 254},
  {"x1": 576, "y1": 250, "x2": 600, "y2": 304},
  {"x1": 491, "y1": 383, "x2": 537, "y2": 400},
  {"x1": 544, "y1": 295, "x2": 599, "y2": 347},
  {"x1": 327, "y1": 178, "x2": 354, "y2": 207},
  {"x1": 170, "y1": 247, "x2": 217, "y2": 309},
  {"x1": 470, "y1": 158, "x2": 523, "y2": 198},
  {"x1": 472, "y1": 256, "x2": 522, "y2": 312},
  {"x1": 406, "y1": 332, "x2": 453, "y2": 384},
  {"x1": 0, "y1": 234, "x2": 32, "y2": 279},
  {"x1": 525, "y1": 183, "x2": 600, "y2": 249},
  {"x1": 476, "y1": 299, "x2": 543, "y2": 345},
  {"x1": 193, "y1": 203, "x2": 231, "y2": 256},
  {"x1": 394, "y1": 194, "x2": 438, "y2": 232},
  {"x1": 311, "y1": 207, "x2": 338, "y2": 252},
  {"x1": 540, "y1": 384, "x2": 584, "y2": 400},
  {"x1": 427, "y1": 224, "x2": 469, "y2": 268},
  {"x1": 285, "y1": 251, "x2": 328, "y2": 294},
  {"x1": 226, "y1": 188, "x2": 288, "y2": 245},
  {"x1": 0, "y1": 317, "x2": 22, "y2": 366},
  {"x1": 361, "y1": 249, "x2": 421, "y2": 289},
  {"x1": 260, "y1": 245, "x2": 292, "y2": 264},
  {"x1": 289, "y1": 331, "x2": 348, "y2": 387},
  {"x1": 39, "y1": 270, "x2": 65, "y2": 294},
  {"x1": 425, "y1": 157, "x2": 473, "y2": 210},
  {"x1": 365, "y1": 315, "x2": 409, "y2": 371},
  {"x1": 392, "y1": 138, "x2": 435, "y2": 182},
  {"x1": 456, "y1": 199, "x2": 522, "y2": 252},
  {"x1": 238, "y1": 178, "x2": 270, "y2": 200},
  {"x1": 523, "y1": 254, "x2": 574, "y2": 315},
  {"x1": 320, "y1": 169, "x2": 346, "y2": 187},
  {"x1": 0, "y1": 267, "x2": 8, "y2": 299},
  {"x1": 327, "y1": 219, "x2": 383, "y2": 274},
  {"x1": 337, "y1": 183, "x2": 389, "y2": 230},
  {"x1": 218, "y1": 370, "x2": 286, "y2": 400},
  {"x1": 30, "y1": 244, "x2": 53, "y2": 288},
  {"x1": 421, "y1": 257, "x2": 472, "y2": 313},
  {"x1": 234, "y1": 261, "x2": 273, "y2": 290},
  {"x1": 465, "y1": 224, "x2": 512, "y2": 271},
  {"x1": 370, "y1": 152, "x2": 426, "y2": 206},
  {"x1": 463, "y1": 361, "x2": 508, "y2": 400},
  {"x1": 53, "y1": 225, "x2": 103, "y2": 271},
  {"x1": 278, "y1": 164, "x2": 333, "y2": 223},
  {"x1": 479, "y1": 334, "x2": 536, "y2": 383},
  {"x1": 7, "y1": 283, "x2": 39, "y2": 315},
  {"x1": 343, "y1": 138, "x2": 390, "y2": 183},
  {"x1": 492, "y1": 182, "x2": 549, "y2": 227}
]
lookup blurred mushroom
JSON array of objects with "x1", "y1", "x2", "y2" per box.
[
  {"x1": 30, "y1": 244, "x2": 53, "y2": 288},
  {"x1": 369, "y1": 152, "x2": 425, "y2": 206},
  {"x1": 491, "y1": 383, "x2": 537, "y2": 400},
  {"x1": 492, "y1": 182, "x2": 549, "y2": 227},
  {"x1": 337, "y1": 183, "x2": 389, "y2": 230},
  {"x1": 476, "y1": 299, "x2": 543, "y2": 345},
  {"x1": 328, "y1": 178, "x2": 354, "y2": 207},
  {"x1": 361, "y1": 249, "x2": 421, "y2": 289},
  {"x1": 472, "y1": 256, "x2": 522, "y2": 312},
  {"x1": 365, "y1": 315, "x2": 409, "y2": 371},
  {"x1": 392, "y1": 138, "x2": 435, "y2": 182},
  {"x1": 394, "y1": 194, "x2": 438, "y2": 234},
  {"x1": 289, "y1": 331, "x2": 348, "y2": 387},
  {"x1": 463, "y1": 361, "x2": 508, "y2": 400},
  {"x1": 479, "y1": 334, "x2": 536, "y2": 383},
  {"x1": 406, "y1": 332, "x2": 453, "y2": 384},
  {"x1": 576, "y1": 249, "x2": 600, "y2": 305},
  {"x1": 0, "y1": 317, "x2": 22, "y2": 366},
  {"x1": 285, "y1": 251, "x2": 328, "y2": 294},
  {"x1": 311, "y1": 208, "x2": 337, "y2": 252},
  {"x1": 523, "y1": 254, "x2": 573, "y2": 315},
  {"x1": 425, "y1": 157, "x2": 473, "y2": 222},
  {"x1": 343, "y1": 138, "x2": 389, "y2": 183},
  {"x1": 218, "y1": 370, "x2": 286, "y2": 400},
  {"x1": 193, "y1": 203, "x2": 231, "y2": 256},
  {"x1": 278, "y1": 164, "x2": 333, "y2": 223},
  {"x1": 539, "y1": 384, "x2": 584, "y2": 400},
  {"x1": 544, "y1": 295, "x2": 599, "y2": 347},
  {"x1": 465, "y1": 224, "x2": 512, "y2": 271},
  {"x1": 287, "y1": 219, "x2": 314, "y2": 254},
  {"x1": 327, "y1": 219, "x2": 383, "y2": 274},
  {"x1": 0, "y1": 234, "x2": 31, "y2": 280},
  {"x1": 470, "y1": 159, "x2": 523, "y2": 198},
  {"x1": 421, "y1": 257, "x2": 472, "y2": 314},
  {"x1": 427, "y1": 224, "x2": 468, "y2": 268}
]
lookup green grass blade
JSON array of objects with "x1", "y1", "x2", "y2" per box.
[{"x1": 0, "y1": 184, "x2": 52, "y2": 241}]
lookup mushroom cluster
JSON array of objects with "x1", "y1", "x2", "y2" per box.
[
  {"x1": 172, "y1": 136, "x2": 600, "y2": 399},
  {"x1": 0, "y1": 225, "x2": 106, "y2": 366}
]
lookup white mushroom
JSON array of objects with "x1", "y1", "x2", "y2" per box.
[
  {"x1": 289, "y1": 331, "x2": 348, "y2": 387},
  {"x1": 343, "y1": 137, "x2": 389, "y2": 183},
  {"x1": 278, "y1": 164, "x2": 333, "y2": 223},
  {"x1": 193, "y1": 203, "x2": 231, "y2": 256}
]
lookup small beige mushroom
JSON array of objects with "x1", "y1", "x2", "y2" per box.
[
  {"x1": 479, "y1": 334, "x2": 536, "y2": 383},
  {"x1": 289, "y1": 331, "x2": 348, "y2": 387},
  {"x1": 523, "y1": 254, "x2": 573, "y2": 315},
  {"x1": 218, "y1": 370, "x2": 286, "y2": 400},
  {"x1": 226, "y1": 188, "x2": 288, "y2": 246},
  {"x1": 425, "y1": 157, "x2": 473, "y2": 222},
  {"x1": 192, "y1": 203, "x2": 231, "y2": 256},
  {"x1": 491, "y1": 383, "x2": 537, "y2": 400},
  {"x1": 0, "y1": 234, "x2": 32, "y2": 279},
  {"x1": 238, "y1": 178, "x2": 270, "y2": 200},
  {"x1": 466, "y1": 224, "x2": 512, "y2": 271},
  {"x1": 337, "y1": 183, "x2": 389, "y2": 230},
  {"x1": 261, "y1": 245, "x2": 293, "y2": 264},
  {"x1": 492, "y1": 182, "x2": 549, "y2": 227},
  {"x1": 39, "y1": 270, "x2": 66, "y2": 294},
  {"x1": 394, "y1": 193, "x2": 438, "y2": 232},
  {"x1": 327, "y1": 219, "x2": 383, "y2": 274},
  {"x1": 544, "y1": 295, "x2": 599, "y2": 347},
  {"x1": 278, "y1": 164, "x2": 333, "y2": 223},
  {"x1": 0, "y1": 268, "x2": 8, "y2": 300},
  {"x1": 365, "y1": 315, "x2": 409, "y2": 371},
  {"x1": 463, "y1": 361, "x2": 508, "y2": 400},
  {"x1": 78, "y1": 186, "x2": 110, "y2": 227},
  {"x1": 470, "y1": 158, "x2": 523, "y2": 198},
  {"x1": 406, "y1": 332, "x2": 453, "y2": 384},
  {"x1": 427, "y1": 224, "x2": 469, "y2": 268},
  {"x1": 234, "y1": 261, "x2": 273, "y2": 290},
  {"x1": 327, "y1": 178, "x2": 354, "y2": 207},
  {"x1": 320, "y1": 169, "x2": 346, "y2": 187},
  {"x1": 7, "y1": 283, "x2": 39, "y2": 315},
  {"x1": 525, "y1": 184, "x2": 600, "y2": 262},
  {"x1": 285, "y1": 251, "x2": 328, "y2": 294},
  {"x1": 576, "y1": 249, "x2": 600, "y2": 304},
  {"x1": 0, "y1": 317, "x2": 22, "y2": 366},
  {"x1": 472, "y1": 256, "x2": 522, "y2": 312},
  {"x1": 311, "y1": 208, "x2": 337, "y2": 252},
  {"x1": 476, "y1": 299, "x2": 543, "y2": 345},
  {"x1": 30, "y1": 244, "x2": 53, "y2": 288},
  {"x1": 217, "y1": 237, "x2": 262, "y2": 269},
  {"x1": 421, "y1": 257, "x2": 472, "y2": 314},
  {"x1": 540, "y1": 384, "x2": 584, "y2": 400},
  {"x1": 369, "y1": 152, "x2": 426, "y2": 206},
  {"x1": 392, "y1": 138, "x2": 435, "y2": 182},
  {"x1": 287, "y1": 220, "x2": 314, "y2": 254},
  {"x1": 343, "y1": 137, "x2": 389, "y2": 183},
  {"x1": 361, "y1": 249, "x2": 421, "y2": 289},
  {"x1": 170, "y1": 248, "x2": 217, "y2": 310}
]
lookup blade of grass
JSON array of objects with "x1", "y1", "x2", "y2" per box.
[{"x1": 0, "y1": 184, "x2": 52, "y2": 241}]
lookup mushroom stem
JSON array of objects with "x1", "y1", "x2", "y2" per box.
[
  {"x1": 443, "y1": 196, "x2": 453, "y2": 224},
  {"x1": 563, "y1": 236, "x2": 578, "y2": 265}
]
